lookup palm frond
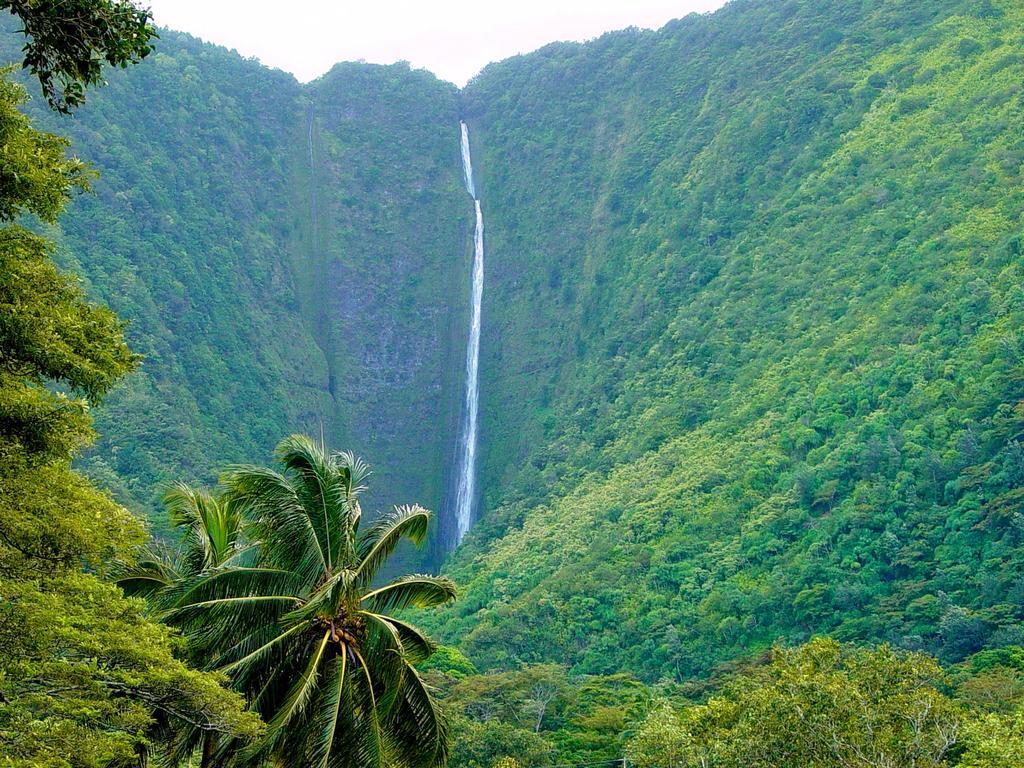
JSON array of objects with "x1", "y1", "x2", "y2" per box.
[
  {"x1": 274, "y1": 434, "x2": 351, "y2": 573},
  {"x1": 164, "y1": 594, "x2": 303, "y2": 649},
  {"x1": 243, "y1": 629, "x2": 333, "y2": 764},
  {"x1": 113, "y1": 542, "x2": 182, "y2": 601},
  {"x1": 263, "y1": 629, "x2": 332, "y2": 735},
  {"x1": 351, "y1": 645, "x2": 387, "y2": 768},
  {"x1": 355, "y1": 505, "x2": 431, "y2": 585},
  {"x1": 362, "y1": 574, "x2": 457, "y2": 613},
  {"x1": 219, "y1": 621, "x2": 309, "y2": 676},
  {"x1": 334, "y1": 451, "x2": 371, "y2": 550},
  {"x1": 358, "y1": 611, "x2": 410, "y2": 716},
  {"x1": 164, "y1": 565, "x2": 300, "y2": 610},
  {"x1": 164, "y1": 482, "x2": 243, "y2": 572},
  {"x1": 335, "y1": 450, "x2": 371, "y2": 501},
  {"x1": 222, "y1": 464, "x2": 326, "y2": 583},
  {"x1": 361, "y1": 611, "x2": 437, "y2": 665},
  {"x1": 280, "y1": 568, "x2": 356, "y2": 628},
  {"x1": 217, "y1": 541, "x2": 261, "y2": 568},
  {"x1": 304, "y1": 650, "x2": 348, "y2": 768},
  {"x1": 387, "y1": 664, "x2": 449, "y2": 768}
]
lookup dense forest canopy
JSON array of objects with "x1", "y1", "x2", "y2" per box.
[
  {"x1": 3, "y1": 0, "x2": 1024, "y2": 764},
  {"x1": 430, "y1": 0, "x2": 1024, "y2": 681}
]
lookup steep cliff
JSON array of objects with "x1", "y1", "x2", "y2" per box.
[
  {"x1": 431, "y1": 0, "x2": 1024, "y2": 678},
  {"x1": 14, "y1": 30, "x2": 469, "y2": 542}
]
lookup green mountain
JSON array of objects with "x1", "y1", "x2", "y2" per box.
[
  {"x1": 14, "y1": 30, "x2": 471, "y2": 550},
  {"x1": 15, "y1": 0, "x2": 1024, "y2": 682},
  {"x1": 434, "y1": 0, "x2": 1024, "y2": 679}
]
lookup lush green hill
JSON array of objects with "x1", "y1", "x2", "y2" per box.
[
  {"x1": 6, "y1": 29, "x2": 470, "y2": 541},
  {"x1": 12, "y1": 0, "x2": 1024, "y2": 686},
  {"x1": 429, "y1": 0, "x2": 1024, "y2": 680}
]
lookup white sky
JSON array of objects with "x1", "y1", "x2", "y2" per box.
[{"x1": 144, "y1": 1, "x2": 727, "y2": 86}]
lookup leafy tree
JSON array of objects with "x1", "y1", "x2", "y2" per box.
[
  {"x1": 958, "y1": 709, "x2": 1024, "y2": 768},
  {"x1": 625, "y1": 704, "x2": 707, "y2": 768},
  {"x1": 113, "y1": 484, "x2": 251, "y2": 766},
  {"x1": 158, "y1": 435, "x2": 457, "y2": 768},
  {"x1": 421, "y1": 645, "x2": 480, "y2": 680},
  {"x1": 444, "y1": 716, "x2": 553, "y2": 768},
  {"x1": 445, "y1": 665, "x2": 571, "y2": 732},
  {"x1": 952, "y1": 647, "x2": 1024, "y2": 715},
  {"x1": 0, "y1": 68, "x2": 259, "y2": 766},
  {"x1": 435, "y1": 664, "x2": 647, "y2": 765},
  {"x1": 2, "y1": 0, "x2": 156, "y2": 112},
  {"x1": 629, "y1": 638, "x2": 964, "y2": 768}
]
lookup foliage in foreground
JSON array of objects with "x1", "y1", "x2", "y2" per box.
[
  {"x1": 0, "y1": 67, "x2": 258, "y2": 768},
  {"x1": 422, "y1": 652, "x2": 649, "y2": 767},
  {"x1": 2, "y1": 0, "x2": 156, "y2": 112},
  {"x1": 627, "y1": 638, "x2": 1024, "y2": 768},
  {"x1": 121, "y1": 435, "x2": 457, "y2": 768},
  {"x1": 426, "y1": 639, "x2": 1024, "y2": 767}
]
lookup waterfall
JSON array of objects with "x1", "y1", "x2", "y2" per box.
[
  {"x1": 453, "y1": 121, "x2": 484, "y2": 544},
  {"x1": 460, "y1": 121, "x2": 476, "y2": 198}
]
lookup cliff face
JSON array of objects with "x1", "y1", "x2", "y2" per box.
[
  {"x1": 300, "y1": 65, "x2": 470, "y2": 553},
  {"x1": 17, "y1": 31, "x2": 469, "y2": 548}
]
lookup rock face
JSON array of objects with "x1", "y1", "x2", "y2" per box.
[
  {"x1": 298, "y1": 65, "x2": 469, "y2": 560},
  {"x1": 19, "y1": 31, "x2": 471, "y2": 561}
]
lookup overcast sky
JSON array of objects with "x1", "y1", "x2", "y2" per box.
[{"x1": 144, "y1": 1, "x2": 727, "y2": 86}]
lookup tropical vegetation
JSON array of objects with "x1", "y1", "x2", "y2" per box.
[
  {"x1": 0, "y1": 3, "x2": 259, "y2": 765},
  {"x1": 626, "y1": 638, "x2": 1024, "y2": 768},
  {"x1": 11, "y1": 0, "x2": 1024, "y2": 683},
  {"x1": 4, "y1": 0, "x2": 1024, "y2": 765},
  {"x1": 433, "y1": 0, "x2": 1024, "y2": 680},
  {"x1": 119, "y1": 436, "x2": 457, "y2": 767}
]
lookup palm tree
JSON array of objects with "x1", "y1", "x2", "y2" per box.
[
  {"x1": 117, "y1": 482, "x2": 245, "y2": 602},
  {"x1": 160, "y1": 435, "x2": 456, "y2": 768},
  {"x1": 116, "y1": 483, "x2": 249, "y2": 766}
]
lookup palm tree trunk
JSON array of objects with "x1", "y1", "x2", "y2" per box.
[{"x1": 200, "y1": 732, "x2": 215, "y2": 768}]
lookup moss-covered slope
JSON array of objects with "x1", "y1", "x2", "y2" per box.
[{"x1": 430, "y1": 0, "x2": 1024, "y2": 679}]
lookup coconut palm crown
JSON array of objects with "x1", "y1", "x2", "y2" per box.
[
  {"x1": 148, "y1": 435, "x2": 457, "y2": 768},
  {"x1": 117, "y1": 482, "x2": 245, "y2": 603}
]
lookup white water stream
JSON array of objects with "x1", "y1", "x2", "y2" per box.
[{"x1": 453, "y1": 121, "x2": 484, "y2": 544}]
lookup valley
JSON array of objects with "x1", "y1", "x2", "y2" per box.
[{"x1": 3, "y1": 0, "x2": 1024, "y2": 765}]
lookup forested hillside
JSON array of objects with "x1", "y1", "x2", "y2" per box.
[
  {"x1": 8, "y1": 0, "x2": 1024, "y2": 686},
  {"x1": 10, "y1": 0, "x2": 1024, "y2": 765},
  {"x1": 5, "y1": 28, "x2": 470, "y2": 538},
  {"x1": 430, "y1": 0, "x2": 1024, "y2": 680}
]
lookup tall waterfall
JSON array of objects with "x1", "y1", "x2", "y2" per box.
[{"x1": 453, "y1": 121, "x2": 484, "y2": 544}]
